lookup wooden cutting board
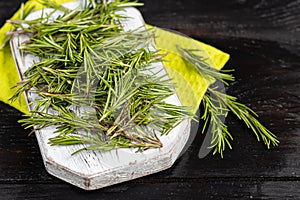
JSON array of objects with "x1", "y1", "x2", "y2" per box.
[{"x1": 10, "y1": 2, "x2": 191, "y2": 190}]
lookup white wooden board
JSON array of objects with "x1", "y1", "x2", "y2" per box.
[{"x1": 10, "y1": 2, "x2": 191, "y2": 190}]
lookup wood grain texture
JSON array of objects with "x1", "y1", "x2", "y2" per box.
[
  {"x1": 0, "y1": 0, "x2": 299, "y2": 199},
  {"x1": 0, "y1": 181, "x2": 299, "y2": 200}
]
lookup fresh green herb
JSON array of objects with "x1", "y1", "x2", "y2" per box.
[
  {"x1": 177, "y1": 45, "x2": 279, "y2": 157},
  {"x1": 10, "y1": 0, "x2": 193, "y2": 154},
  {"x1": 9, "y1": 0, "x2": 278, "y2": 157}
]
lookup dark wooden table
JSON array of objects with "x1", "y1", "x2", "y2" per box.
[{"x1": 1, "y1": 0, "x2": 299, "y2": 199}]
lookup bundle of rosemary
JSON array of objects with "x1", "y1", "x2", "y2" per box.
[
  {"x1": 9, "y1": 0, "x2": 192, "y2": 153},
  {"x1": 8, "y1": 0, "x2": 278, "y2": 157}
]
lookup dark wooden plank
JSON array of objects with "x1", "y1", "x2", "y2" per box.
[
  {"x1": 0, "y1": 0, "x2": 26, "y2": 25},
  {"x1": 140, "y1": 0, "x2": 300, "y2": 42},
  {"x1": 0, "y1": 102, "x2": 52, "y2": 182},
  {"x1": 0, "y1": 0, "x2": 299, "y2": 198},
  {"x1": 0, "y1": 181, "x2": 299, "y2": 200}
]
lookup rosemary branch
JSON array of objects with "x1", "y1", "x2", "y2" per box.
[{"x1": 177, "y1": 45, "x2": 279, "y2": 157}]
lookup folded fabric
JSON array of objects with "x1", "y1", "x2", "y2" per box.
[
  {"x1": 148, "y1": 26, "x2": 229, "y2": 113},
  {"x1": 0, "y1": 0, "x2": 76, "y2": 114},
  {"x1": 0, "y1": 0, "x2": 229, "y2": 115}
]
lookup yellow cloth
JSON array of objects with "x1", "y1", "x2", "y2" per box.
[
  {"x1": 149, "y1": 26, "x2": 229, "y2": 113},
  {"x1": 0, "y1": 0, "x2": 229, "y2": 115},
  {"x1": 0, "y1": 0, "x2": 75, "y2": 114}
]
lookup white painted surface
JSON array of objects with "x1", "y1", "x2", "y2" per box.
[{"x1": 10, "y1": 2, "x2": 191, "y2": 190}]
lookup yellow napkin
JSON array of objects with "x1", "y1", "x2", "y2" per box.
[
  {"x1": 0, "y1": 0, "x2": 229, "y2": 115},
  {"x1": 0, "y1": 0, "x2": 75, "y2": 114},
  {"x1": 149, "y1": 26, "x2": 229, "y2": 113}
]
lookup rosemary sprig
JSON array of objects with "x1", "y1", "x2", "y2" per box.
[
  {"x1": 177, "y1": 46, "x2": 235, "y2": 85},
  {"x1": 200, "y1": 88, "x2": 232, "y2": 157},
  {"x1": 10, "y1": 0, "x2": 193, "y2": 154},
  {"x1": 207, "y1": 88, "x2": 279, "y2": 147},
  {"x1": 177, "y1": 46, "x2": 279, "y2": 157}
]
